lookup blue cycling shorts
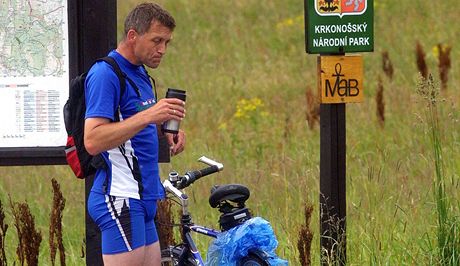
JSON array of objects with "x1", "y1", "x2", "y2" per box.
[{"x1": 87, "y1": 191, "x2": 159, "y2": 254}]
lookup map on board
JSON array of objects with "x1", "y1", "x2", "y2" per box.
[
  {"x1": 0, "y1": 0, "x2": 66, "y2": 77},
  {"x1": 0, "y1": 0, "x2": 68, "y2": 147}
]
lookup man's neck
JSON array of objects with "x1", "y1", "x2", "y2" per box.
[{"x1": 116, "y1": 42, "x2": 140, "y2": 65}]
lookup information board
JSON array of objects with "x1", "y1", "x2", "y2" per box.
[
  {"x1": 304, "y1": 0, "x2": 374, "y2": 54},
  {"x1": 0, "y1": 0, "x2": 69, "y2": 148}
]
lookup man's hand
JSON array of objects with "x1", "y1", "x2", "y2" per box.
[
  {"x1": 166, "y1": 129, "x2": 185, "y2": 156},
  {"x1": 144, "y1": 98, "x2": 186, "y2": 125}
]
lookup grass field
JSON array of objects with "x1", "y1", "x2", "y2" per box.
[{"x1": 1, "y1": 0, "x2": 459, "y2": 265}]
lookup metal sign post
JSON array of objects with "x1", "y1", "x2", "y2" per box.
[{"x1": 304, "y1": 0, "x2": 373, "y2": 264}]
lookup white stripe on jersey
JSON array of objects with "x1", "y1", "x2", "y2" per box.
[
  {"x1": 108, "y1": 139, "x2": 141, "y2": 199},
  {"x1": 107, "y1": 114, "x2": 142, "y2": 199}
]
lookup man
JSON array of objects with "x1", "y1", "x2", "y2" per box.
[{"x1": 84, "y1": 3, "x2": 185, "y2": 265}]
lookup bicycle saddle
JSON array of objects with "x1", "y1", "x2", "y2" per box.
[{"x1": 209, "y1": 184, "x2": 250, "y2": 208}]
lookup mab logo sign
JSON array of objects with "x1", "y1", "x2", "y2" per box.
[
  {"x1": 315, "y1": 0, "x2": 367, "y2": 17},
  {"x1": 318, "y1": 55, "x2": 363, "y2": 103}
]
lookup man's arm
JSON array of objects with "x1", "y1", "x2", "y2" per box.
[{"x1": 84, "y1": 98, "x2": 185, "y2": 155}]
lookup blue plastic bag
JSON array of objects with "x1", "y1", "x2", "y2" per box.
[{"x1": 205, "y1": 217, "x2": 288, "y2": 265}]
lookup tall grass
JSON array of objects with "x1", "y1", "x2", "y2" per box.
[
  {"x1": 417, "y1": 75, "x2": 460, "y2": 265},
  {"x1": 0, "y1": 0, "x2": 459, "y2": 264}
]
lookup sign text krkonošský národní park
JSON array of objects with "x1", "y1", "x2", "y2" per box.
[{"x1": 305, "y1": 0, "x2": 374, "y2": 54}]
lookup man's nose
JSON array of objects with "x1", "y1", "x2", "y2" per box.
[{"x1": 157, "y1": 42, "x2": 167, "y2": 55}]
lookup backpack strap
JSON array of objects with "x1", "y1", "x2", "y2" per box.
[
  {"x1": 141, "y1": 65, "x2": 157, "y2": 100},
  {"x1": 98, "y1": 56, "x2": 143, "y2": 98},
  {"x1": 96, "y1": 56, "x2": 142, "y2": 122},
  {"x1": 98, "y1": 57, "x2": 154, "y2": 100},
  {"x1": 98, "y1": 56, "x2": 127, "y2": 100},
  {"x1": 96, "y1": 57, "x2": 155, "y2": 116}
]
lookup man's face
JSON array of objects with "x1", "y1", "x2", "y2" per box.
[{"x1": 133, "y1": 21, "x2": 173, "y2": 68}]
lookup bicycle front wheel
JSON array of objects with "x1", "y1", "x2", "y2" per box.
[
  {"x1": 238, "y1": 254, "x2": 269, "y2": 266},
  {"x1": 160, "y1": 247, "x2": 198, "y2": 266}
]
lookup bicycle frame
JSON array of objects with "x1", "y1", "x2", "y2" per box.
[
  {"x1": 163, "y1": 176, "x2": 221, "y2": 265},
  {"x1": 190, "y1": 225, "x2": 220, "y2": 239},
  {"x1": 175, "y1": 222, "x2": 220, "y2": 265},
  {"x1": 161, "y1": 157, "x2": 274, "y2": 266}
]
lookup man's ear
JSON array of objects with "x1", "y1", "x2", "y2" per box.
[{"x1": 126, "y1": 29, "x2": 137, "y2": 41}]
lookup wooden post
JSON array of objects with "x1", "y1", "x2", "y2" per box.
[
  {"x1": 68, "y1": 1, "x2": 117, "y2": 265},
  {"x1": 320, "y1": 103, "x2": 346, "y2": 264},
  {"x1": 305, "y1": 0, "x2": 373, "y2": 263}
]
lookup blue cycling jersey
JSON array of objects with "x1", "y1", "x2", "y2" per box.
[{"x1": 85, "y1": 50, "x2": 164, "y2": 200}]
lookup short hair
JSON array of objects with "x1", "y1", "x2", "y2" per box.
[{"x1": 123, "y1": 2, "x2": 176, "y2": 37}]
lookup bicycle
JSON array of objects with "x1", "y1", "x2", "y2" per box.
[{"x1": 159, "y1": 156, "x2": 286, "y2": 266}]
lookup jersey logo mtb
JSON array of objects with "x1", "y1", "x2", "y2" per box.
[
  {"x1": 315, "y1": 0, "x2": 367, "y2": 17},
  {"x1": 136, "y1": 98, "x2": 156, "y2": 112}
]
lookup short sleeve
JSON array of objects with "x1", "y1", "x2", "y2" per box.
[{"x1": 85, "y1": 61, "x2": 121, "y2": 121}]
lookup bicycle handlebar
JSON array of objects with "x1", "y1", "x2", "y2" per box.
[{"x1": 163, "y1": 156, "x2": 224, "y2": 191}]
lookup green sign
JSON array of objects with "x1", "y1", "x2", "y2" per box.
[{"x1": 304, "y1": 0, "x2": 374, "y2": 54}]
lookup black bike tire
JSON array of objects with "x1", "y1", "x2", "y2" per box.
[
  {"x1": 238, "y1": 254, "x2": 269, "y2": 266},
  {"x1": 160, "y1": 247, "x2": 197, "y2": 266}
]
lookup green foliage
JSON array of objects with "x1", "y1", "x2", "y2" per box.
[{"x1": 0, "y1": 0, "x2": 459, "y2": 264}]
